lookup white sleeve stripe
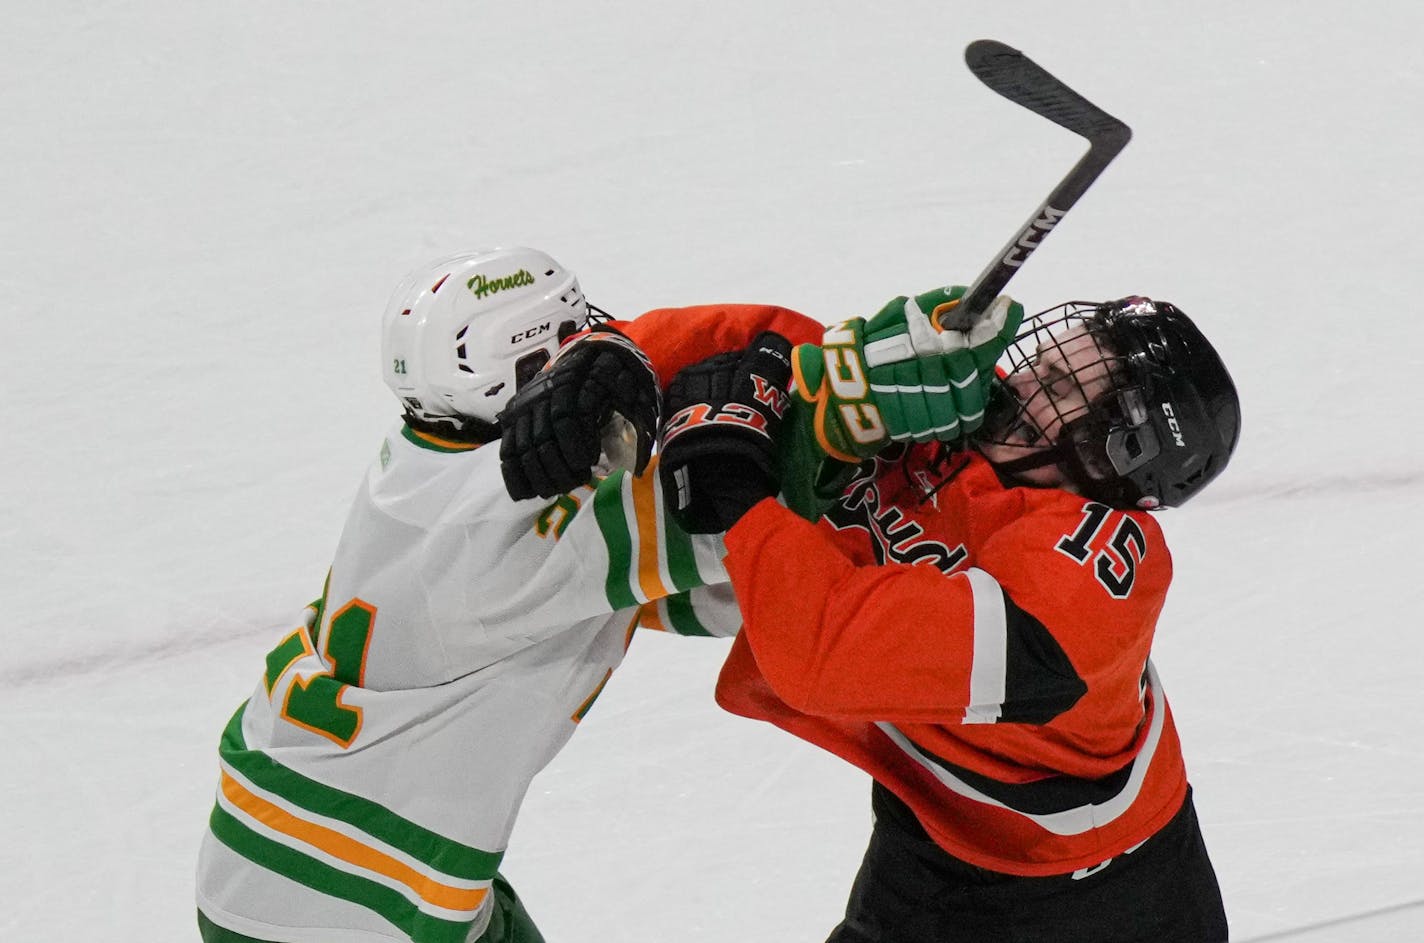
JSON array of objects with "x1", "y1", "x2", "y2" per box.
[{"x1": 963, "y1": 567, "x2": 1007, "y2": 724}]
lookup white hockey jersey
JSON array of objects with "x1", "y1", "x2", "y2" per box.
[{"x1": 196, "y1": 423, "x2": 740, "y2": 943}]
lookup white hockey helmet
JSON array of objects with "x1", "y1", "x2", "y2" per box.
[{"x1": 381, "y1": 247, "x2": 589, "y2": 432}]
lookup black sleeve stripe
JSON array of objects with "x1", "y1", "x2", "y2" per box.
[
  {"x1": 878, "y1": 666, "x2": 1168, "y2": 824},
  {"x1": 887, "y1": 725, "x2": 1137, "y2": 816},
  {"x1": 999, "y1": 588, "x2": 1088, "y2": 724}
]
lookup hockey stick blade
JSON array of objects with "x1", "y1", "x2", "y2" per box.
[
  {"x1": 966, "y1": 40, "x2": 1131, "y2": 147},
  {"x1": 941, "y1": 40, "x2": 1132, "y2": 330}
]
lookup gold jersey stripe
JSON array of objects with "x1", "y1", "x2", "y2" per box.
[
  {"x1": 630, "y1": 471, "x2": 669, "y2": 601},
  {"x1": 220, "y1": 771, "x2": 489, "y2": 914}
]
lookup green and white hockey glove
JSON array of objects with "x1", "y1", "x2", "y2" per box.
[
  {"x1": 790, "y1": 285, "x2": 1023, "y2": 463},
  {"x1": 775, "y1": 396, "x2": 863, "y2": 522}
]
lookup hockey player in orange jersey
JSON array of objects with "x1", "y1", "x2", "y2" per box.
[{"x1": 651, "y1": 291, "x2": 1240, "y2": 942}]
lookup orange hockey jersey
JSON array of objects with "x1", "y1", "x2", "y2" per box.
[{"x1": 716, "y1": 449, "x2": 1190, "y2": 877}]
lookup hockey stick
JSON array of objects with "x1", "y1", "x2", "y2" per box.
[{"x1": 940, "y1": 40, "x2": 1132, "y2": 330}]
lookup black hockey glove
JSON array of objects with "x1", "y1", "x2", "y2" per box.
[
  {"x1": 498, "y1": 326, "x2": 661, "y2": 501},
  {"x1": 658, "y1": 332, "x2": 793, "y2": 534}
]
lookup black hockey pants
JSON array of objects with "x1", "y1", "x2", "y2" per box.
[{"x1": 825, "y1": 783, "x2": 1228, "y2": 943}]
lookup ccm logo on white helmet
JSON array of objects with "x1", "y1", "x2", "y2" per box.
[
  {"x1": 511, "y1": 323, "x2": 554, "y2": 345},
  {"x1": 1161, "y1": 402, "x2": 1186, "y2": 447}
]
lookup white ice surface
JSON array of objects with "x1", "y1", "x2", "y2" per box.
[{"x1": 3, "y1": 2, "x2": 1422, "y2": 940}]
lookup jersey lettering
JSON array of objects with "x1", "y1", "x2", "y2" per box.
[
  {"x1": 267, "y1": 596, "x2": 377, "y2": 748},
  {"x1": 1055, "y1": 503, "x2": 1146, "y2": 599},
  {"x1": 826, "y1": 472, "x2": 968, "y2": 572},
  {"x1": 1096, "y1": 515, "x2": 1147, "y2": 598},
  {"x1": 536, "y1": 494, "x2": 582, "y2": 539},
  {"x1": 1055, "y1": 502, "x2": 1111, "y2": 563}
]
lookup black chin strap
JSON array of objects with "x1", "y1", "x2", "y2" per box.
[
  {"x1": 404, "y1": 412, "x2": 501, "y2": 446},
  {"x1": 983, "y1": 444, "x2": 1066, "y2": 478}
]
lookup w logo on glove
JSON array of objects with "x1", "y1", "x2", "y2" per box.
[{"x1": 750, "y1": 374, "x2": 790, "y2": 419}]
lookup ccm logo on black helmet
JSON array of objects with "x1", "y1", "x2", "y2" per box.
[
  {"x1": 1161, "y1": 402, "x2": 1186, "y2": 447},
  {"x1": 511, "y1": 322, "x2": 553, "y2": 345}
]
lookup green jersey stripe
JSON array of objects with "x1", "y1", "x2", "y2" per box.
[
  {"x1": 660, "y1": 499, "x2": 703, "y2": 593},
  {"x1": 219, "y1": 707, "x2": 503, "y2": 881},
  {"x1": 398, "y1": 424, "x2": 479, "y2": 453},
  {"x1": 197, "y1": 910, "x2": 276, "y2": 943},
  {"x1": 664, "y1": 592, "x2": 714, "y2": 637},
  {"x1": 209, "y1": 804, "x2": 475, "y2": 943},
  {"x1": 592, "y1": 472, "x2": 638, "y2": 609}
]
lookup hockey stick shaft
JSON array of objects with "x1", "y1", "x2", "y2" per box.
[{"x1": 940, "y1": 40, "x2": 1132, "y2": 330}]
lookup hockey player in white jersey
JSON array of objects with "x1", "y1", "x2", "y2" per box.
[{"x1": 193, "y1": 247, "x2": 816, "y2": 943}]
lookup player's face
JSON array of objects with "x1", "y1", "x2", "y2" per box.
[{"x1": 976, "y1": 325, "x2": 1119, "y2": 487}]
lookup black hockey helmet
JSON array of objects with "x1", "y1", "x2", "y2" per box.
[{"x1": 979, "y1": 297, "x2": 1241, "y2": 509}]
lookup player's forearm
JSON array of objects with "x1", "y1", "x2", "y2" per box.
[{"x1": 618, "y1": 304, "x2": 824, "y2": 389}]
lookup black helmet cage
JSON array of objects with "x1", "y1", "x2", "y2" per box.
[{"x1": 978, "y1": 297, "x2": 1240, "y2": 509}]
